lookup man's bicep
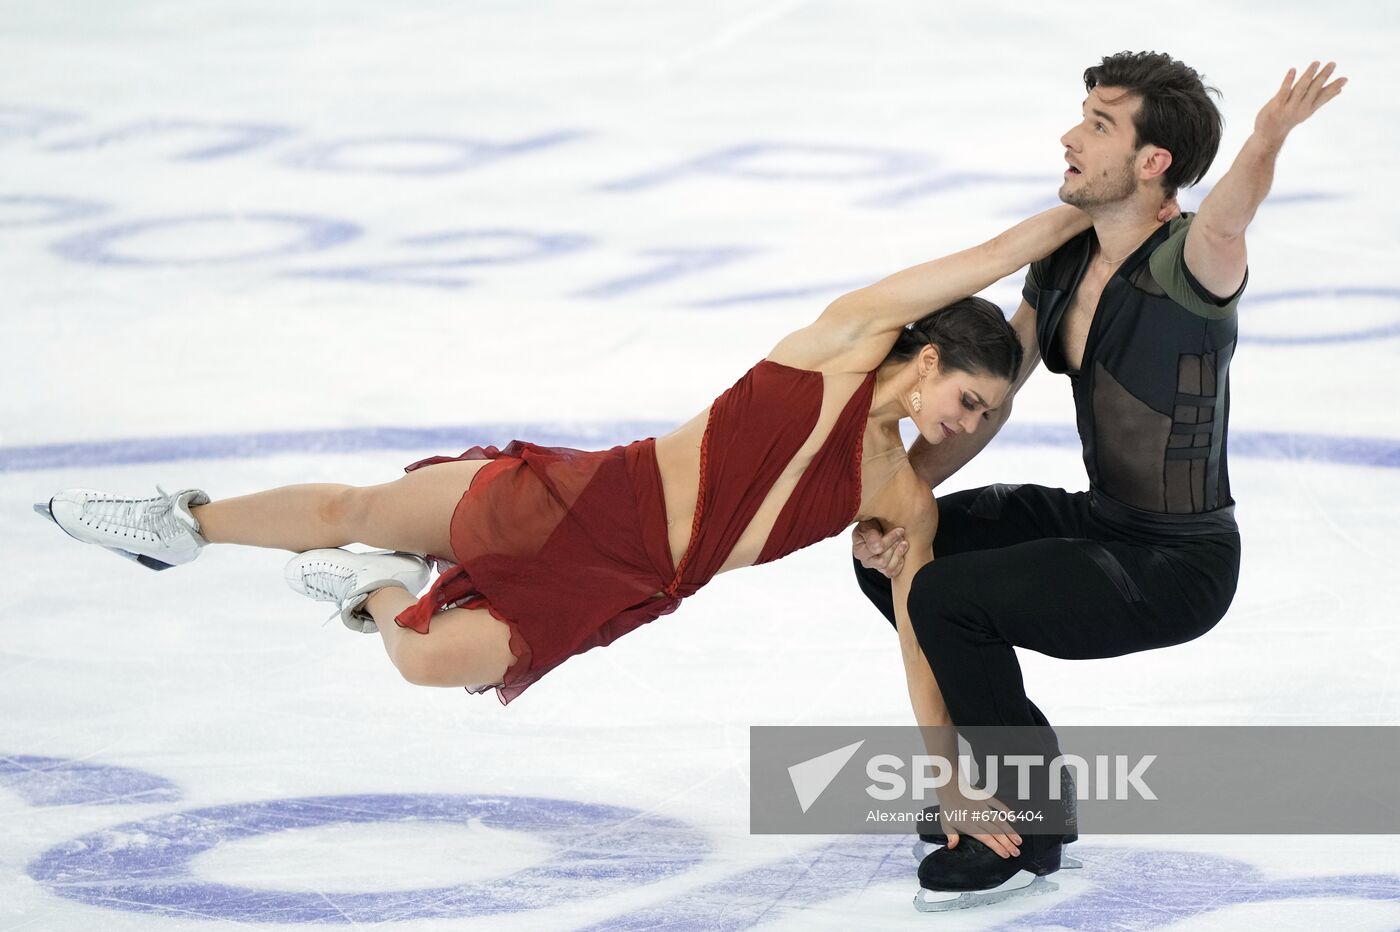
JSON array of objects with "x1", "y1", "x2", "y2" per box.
[
  {"x1": 1181, "y1": 222, "x2": 1248, "y2": 306},
  {"x1": 1008, "y1": 298, "x2": 1041, "y2": 390}
]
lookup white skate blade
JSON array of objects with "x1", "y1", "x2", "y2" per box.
[
  {"x1": 33, "y1": 500, "x2": 176, "y2": 571},
  {"x1": 911, "y1": 838, "x2": 1083, "y2": 869},
  {"x1": 913, "y1": 871, "x2": 1058, "y2": 913}
]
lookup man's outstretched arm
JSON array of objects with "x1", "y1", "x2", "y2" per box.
[{"x1": 1185, "y1": 61, "x2": 1346, "y2": 299}]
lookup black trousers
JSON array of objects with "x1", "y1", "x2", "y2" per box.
[{"x1": 855, "y1": 483, "x2": 1241, "y2": 820}]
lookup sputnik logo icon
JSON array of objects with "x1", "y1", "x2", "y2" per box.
[{"x1": 787, "y1": 740, "x2": 866, "y2": 813}]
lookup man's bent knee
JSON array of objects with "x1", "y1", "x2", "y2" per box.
[
  {"x1": 907, "y1": 560, "x2": 957, "y2": 623},
  {"x1": 907, "y1": 559, "x2": 996, "y2": 643}
]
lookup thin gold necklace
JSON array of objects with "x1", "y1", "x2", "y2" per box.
[{"x1": 1097, "y1": 227, "x2": 1158, "y2": 266}]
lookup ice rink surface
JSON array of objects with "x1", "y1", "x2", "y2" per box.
[{"x1": 4, "y1": 1, "x2": 1400, "y2": 928}]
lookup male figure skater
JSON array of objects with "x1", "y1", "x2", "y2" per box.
[{"x1": 852, "y1": 53, "x2": 1345, "y2": 910}]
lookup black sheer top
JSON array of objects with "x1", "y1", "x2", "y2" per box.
[{"x1": 1024, "y1": 214, "x2": 1244, "y2": 538}]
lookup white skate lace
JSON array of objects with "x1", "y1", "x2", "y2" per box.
[
  {"x1": 80, "y1": 485, "x2": 193, "y2": 545},
  {"x1": 300, "y1": 566, "x2": 355, "y2": 602},
  {"x1": 297, "y1": 561, "x2": 360, "y2": 624}
]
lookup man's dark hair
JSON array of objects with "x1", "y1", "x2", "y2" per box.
[
  {"x1": 885, "y1": 296, "x2": 1023, "y2": 383},
  {"x1": 1084, "y1": 51, "x2": 1224, "y2": 197}
]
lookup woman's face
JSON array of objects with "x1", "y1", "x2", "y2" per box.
[{"x1": 910, "y1": 352, "x2": 1011, "y2": 445}]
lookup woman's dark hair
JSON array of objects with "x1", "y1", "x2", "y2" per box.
[
  {"x1": 1084, "y1": 51, "x2": 1224, "y2": 198},
  {"x1": 885, "y1": 296, "x2": 1022, "y2": 382}
]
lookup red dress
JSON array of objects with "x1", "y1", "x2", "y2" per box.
[{"x1": 394, "y1": 360, "x2": 877, "y2": 704}]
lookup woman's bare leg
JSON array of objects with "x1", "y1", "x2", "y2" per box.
[
  {"x1": 179, "y1": 458, "x2": 516, "y2": 686},
  {"x1": 362, "y1": 587, "x2": 516, "y2": 688},
  {"x1": 189, "y1": 459, "x2": 492, "y2": 557}
]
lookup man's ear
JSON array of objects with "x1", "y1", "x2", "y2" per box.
[{"x1": 1139, "y1": 145, "x2": 1173, "y2": 185}]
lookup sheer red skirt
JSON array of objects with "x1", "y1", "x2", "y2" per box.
[{"x1": 393, "y1": 440, "x2": 681, "y2": 705}]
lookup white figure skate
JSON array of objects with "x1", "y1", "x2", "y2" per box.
[
  {"x1": 285, "y1": 548, "x2": 431, "y2": 633},
  {"x1": 35, "y1": 487, "x2": 210, "y2": 571}
]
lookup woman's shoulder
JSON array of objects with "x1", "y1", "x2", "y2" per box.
[{"x1": 765, "y1": 319, "x2": 891, "y2": 375}]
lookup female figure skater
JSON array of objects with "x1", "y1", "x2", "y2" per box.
[{"x1": 40, "y1": 207, "x2": 1089, "y2": 719}]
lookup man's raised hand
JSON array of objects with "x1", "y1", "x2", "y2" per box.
[{"x1": 1255, "y1": 61, "x2": 1346, "y2": 146}]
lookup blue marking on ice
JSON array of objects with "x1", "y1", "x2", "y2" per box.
[
  {"x1": 0, "y1": 423, "x2": 668, "y2": 472},
  {"x1": 1242, "y1": 287, "x2": 1400, "y2": 344},
  {"x1": 580, "y1": 835, "x2": 912, "y2": 931},
  {"x1": 4, "y1": 422, "x2": 1398, "y2": 473},
  {"x1": 582, "y1": 840, "x2": 1400, "y2": 930},
  {"x1": 51, "y1": 211, "x2": 362, "y2": 266},
  {"x1": 10, "y1": 753, "x2": 1399, "y2": 929},
  {"x1": 0, "y1": 754, "x2": 181, "y2": 807},
  {"x1": 278, "y1": 129, "x2": 588, "y2": 175},
  {"x1": 599, "y1": 141, "x2": 934, "y2": 192},
  {"x1": 0, "y1": 193, "x2": 109, "y2": 228},
  {"x1": 996, "y1": 846, "x2": 1400, "y2": 930},
  {"x1": 27, "y1": 793, "x2": 706, "y2": 923},
  {"x1": 44, "y1": 118, "x2": 296, "y2": 161}
]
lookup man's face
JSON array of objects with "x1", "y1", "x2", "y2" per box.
[{"x1": 1058, "y1": 85, "x2": 1143, "y2": 208}]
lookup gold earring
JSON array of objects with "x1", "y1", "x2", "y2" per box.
[{"x1": 911, "y1": 390, "x2": 922, "y2": 413}]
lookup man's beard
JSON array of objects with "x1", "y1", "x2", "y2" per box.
[{"x1": 1059, "y1": 155, "x2": 1138, "y2": 209}]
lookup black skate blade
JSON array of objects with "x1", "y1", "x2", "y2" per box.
[
  {"x1": 914, "y1": 872, "x2": 1058, "y2": 912},
  {"x1": 912, "y1": 838, "x2": 1083, "y2": 869},
  {"x1": 34, "y1": 500, "x2": 174, "y2": 571}
]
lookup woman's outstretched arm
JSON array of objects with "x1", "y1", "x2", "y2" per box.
[
  {"x1": 769, "y1": 205, "x2": 1087, "y2": 371},
  {"x1": 824, "y1": 206, "x2": 1089, "y2": 340}
]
